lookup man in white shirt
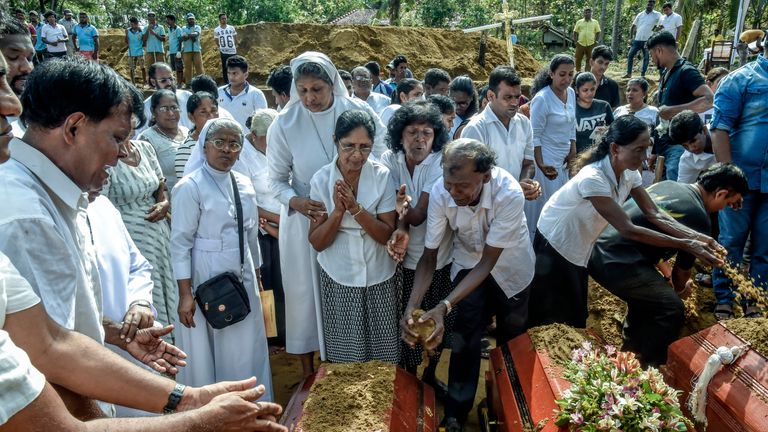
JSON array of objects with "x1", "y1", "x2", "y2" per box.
[
  {"x1": 461, "y1": 66, "x2": 541, "y2": 202},
  {"x1": 40, "y1": 10, "x2": 68, "y2": 59},
  {"x1": 214, "y1": 13, "x2": 237, "y2": 84},
  {"x1": 401, "y1": 139, "x2": 534, "y2": 431},
  {"x1": 624, "y1": 0, "x2": 662, "y2": 77},
  {"x1": 142, "y1": 62, "x2": 193, "y2": 132},
  {"x1": 218, "y1": 55, "x2": 267, "y2": 131},
  {"x1": 658, "y1": 2, "x2": 683, "y2": 40},
  {"x1": 351, "y1": 66, "x2": 390, "y2": 115}
]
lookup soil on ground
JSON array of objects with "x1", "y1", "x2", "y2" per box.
[
  {"x1": 528, "y1": 323, "x2": 589, "y2": 368},
  {"x1": 98, "y1": 23, "x2": 541, "y2": 87},
  {"x1": 723, "y1": 318, "x2": 768, "y2": 358}
]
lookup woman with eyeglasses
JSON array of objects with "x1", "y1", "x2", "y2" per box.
[
  {"x1": 174, "y1": 92, "x2": 219, "y2": 180},
  {"x1": 138, "y1": 89, "x2": 189, "y2": 192},
  {"x1": 104, "y1": 114, "x2": 176, "y2": 341},
  {"x1": 171, "y1": 118, "x2": 273, "y2": 395},
  {"x1": 307, "y1": 110, "x2": 398, "y2": 364}
]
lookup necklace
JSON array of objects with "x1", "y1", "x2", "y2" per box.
[
  {"x1": 153, "y1": 125, "x2": 181, "y2": 142},
  {"x1": 307, "y1": 105, "x2": 336, "y2": 163}
]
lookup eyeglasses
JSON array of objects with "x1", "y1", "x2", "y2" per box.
[
  {"x1": 339, "y1": 144, "x2": 373, "y2": 155},
  {"x1": 157, "y1": 105, "x2": 181, "y2": 113},
  {"x1": 207, "y1": 139, "x2": 243, "y2": 152},
  {"x1": 157, "y1": 77, "x2": 176, "y2": 84},
  {"x1": 404, "y1": 128, "x2": 435, "y2": 140}
]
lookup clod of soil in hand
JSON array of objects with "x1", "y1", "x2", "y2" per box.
[
  {"x1": 528, "y1": 323, "x2": 590, "y2": 369},
  {"x1": 411, "y1": 309, "x2": 436, "y2": 345},
  {"x1": 723, "y1": 318, "x2": 768, "y2": 358},
  {"x1": 301, "y1": 361, "x2": 396, "y2": 432}
]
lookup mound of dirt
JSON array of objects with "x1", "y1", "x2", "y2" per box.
[
  {"x1": 98, "y1": 23, "x2": 541, "y2": 85},
  {"x1": 528, "y1": 323, "x2": 590, "y2": 368},
  {"x1": 723, "y1": 318, "x2": 768, "y2": 358}
]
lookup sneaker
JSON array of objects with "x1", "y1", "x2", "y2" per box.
[{"x1": 444, "y1": 417, "x2": 463, "y2": 432}]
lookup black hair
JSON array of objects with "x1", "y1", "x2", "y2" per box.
[
  {"x1": 334, "y1": 109, "x2": 376, "y2": 143},
  {"x1": 225, "y1": 55, "x2": 248, "y2": 73},
  {"x1": 189, "y1": 75, "x2": 219, "y2": 96},
  {"x1": 147, "y1": 62, "x2": 172, "y2": 81},
  {"x1": 166, "y1": 14, "x2": 177, "y2": 21},
  {"x1": 127, "y1": 84, "x2": 147, "y2": 129},
  {"x1": 44, "y1": 10, "x2": 56, "y2": 19},
  {"x1": 13, "y1": 8, "x2": 24, "y2": 15},
  {"x1": 697, "y1": 163, "x2": 749, "y2": 195},
  {"x1": 647, "y1": 31, "x2": 677, "y2": 50},
  {"x1": 21, "y1": 57, "x2": 137, "y2": 130},
  {"x1": 295, "y1": 62, "x2": 332, "y2": 87},
  {"x1": 267, "y1": 65, "x2": 292, "y2": 96},
  {"x1": 449, "y1": 75, "x2": 479, "y2": 118},
  {"x1": 626, "y1": 77, "x2": 650, "y2": 102},
  {"x1": 571, "y1": 115, "x2": 649, "y2": 175},
  {"x1": 478, "y1": 85, "x2": 490, "y2": 105},
  {"x1": 338, "y1": 69, "x2": 352, "y2": 81},
  {"x1": 443, "y1": 138, "x2": 496, "y2": 173},
  {"x1": 591, "y1": 45, "x2": 614, "y2": 61},
  {"x1": 533, "y1": 54, "x2": 575, "y2": 88},
  {"x1": 0, "y1": 14, "x2": 31, "y2": 37},
  {"x1": 129, "y1": 16, "x2": 139, "y2": 23},
  {"x1": 186, "y1": 91, "x2": 218, "y2": 114},
  {"x1": 488, "y1": 65, "x2": 521, "y2": 94},
  {"x1": 392, "y1": 78, "x2": 422, "y2": 104},
  {"x1": 364, "y1": 61, "x2": 381, "y2": 76},
  {"x1": 392, "y1": 55, "x2": 407, "y2": 69},
  {"x1": 573, "y1": 71, "x2": 597, "y2": 90},
  {"x1": 668, "y1": 110, "x2": 703, "y2": 143},
  {"x1": 427, "y1": 94, "x2": 456, "y2": 115},
  {"x1": 424, "y1": 68, "x2": 451, "y2": 88},
  {"x1": 387, "y1": 99, "x2": 449, "y2": 154},
  {"x1": 148, "y1": 89, "x2": 179, "y2": 126},
  {"x1": 218, "y1": 12, "x2": 227, "y2": 19},
  {"x1": 662, "y1": 2, "x2": 673, "y2": 8}
]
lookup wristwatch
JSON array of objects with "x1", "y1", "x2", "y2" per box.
[{"x1": 163, "y1": 383, "x2": 186, "y2": 414}]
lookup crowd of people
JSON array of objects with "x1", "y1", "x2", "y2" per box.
[{"x1": 0, "y1": 4, "x2": 766, "y2": 432}]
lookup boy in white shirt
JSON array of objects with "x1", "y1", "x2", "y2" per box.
[
  {"x1": 213, "y1": 13, "x2": 237, "y2": 83},
  {"x1": 217, "y1": 55, "x2": 267, "y2": 131},
  {"x1": 669, "y1": 110, "x2": 715, "y2": 184}
]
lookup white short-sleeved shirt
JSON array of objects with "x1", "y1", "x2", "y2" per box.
[
  {"x1": 310, "y1": 158, "x2": 397, "y2": 287},
  {"x1": 218, "y1": 83, "x2": 268, "y2": 131},
  {"x1": 249, "y1": 148, "x2": 282, "y2": 215},
  {"x1": 613, "y1": 105, "x2": 659, "y2": 129},
  {"x1": 379, "y1": 151, "x2": 453, "y2": 270},
  {"x1": 425, "y1": 167, "x2": 534, "y2": 298},
  {"x1": 0, "y1": 252, "x2": 46, "y2": 425},
  {"x1": 379, "y1": 104, "x2": 401, "y2": 126},
  {"x1": 356, "y1": 92, "x2": 390, "y2": 115},
  {"x1": 659, "y1": 12, "x2": 683, "y2": 38},
  {"x1": 537, "y1": 155, "x2": 643, "y2": 267},
  {"x1": 461, "y1": 105, "x2": 534, "y2": 180},
  {"x1": 41, "y1": 23, "x2": 68, "y2": 53},
  {"x1": 632, "y1": 10, "x2": 663, "y2": 41},
  {"x1": 677, "y1": 151, "x2": 716, "y2": 184},
  {"x1": 214, "y1": 25, "x2": 237, "y2": 55}
]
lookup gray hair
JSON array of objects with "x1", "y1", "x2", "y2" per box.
[
  {"x1": 249, "y1": 108, "x2": 278, "y2": 136},
  {"x1": 206, "y1": 118, "x2": 243, "y2": 144},
  {"x1": 442, "y1": 138, "x2": 496, "y2": 173},
  {"x1": 351, "y1": 66, "x2": 371, "y2": 80}
]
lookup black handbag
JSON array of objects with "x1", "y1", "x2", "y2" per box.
[{"x1": 194, "y1": 173, "x2": 251, "y2": 329}]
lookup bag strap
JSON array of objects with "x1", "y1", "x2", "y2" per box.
[{"x1": 230, "y1": 172, "x2": 244, "y2": 275}]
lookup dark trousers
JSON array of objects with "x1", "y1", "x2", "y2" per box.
[
  {"x1": 220, "y1": 53, "x2": 235, "y2": 83},
  {"x1": 626, "y1": 39, "x2": 650, "y2": 76},
  {"x1": 445, "y1": 269, "x2": 530, "y2": 424},
  {"x1": 527, "y1": 230, "x2": 589, "y2": 329},
  {"x1": 258, "y1": 231, "x2": 285, "y2": 345},
  {"x1": 589, "y1": 260, "x2": 684, "y2": 366}
]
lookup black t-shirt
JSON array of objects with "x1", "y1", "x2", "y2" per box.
[
  {"x1": 658, "y1": 58, "x2": 705, "y2": 107},
  {"x1": 591, "y1": 181, "x2": 711, "y2": 269},
  {"x1": 595, "y1": 76, "x2": 621, "y2": 109},
  {"x1": 575, "y1": 99, "x2": 614, "y2": 153}
]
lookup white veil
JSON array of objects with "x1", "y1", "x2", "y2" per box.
[
  {"x1": 284, "y1": 51, "x2": 350, "y2": 111},
  {"x1": 182, "y1": 118, "x2": 258, "y2": 177}
]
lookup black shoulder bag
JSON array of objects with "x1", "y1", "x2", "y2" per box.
[{"x1": 194, "y1": 173, "x2": 251, "y2": 329}]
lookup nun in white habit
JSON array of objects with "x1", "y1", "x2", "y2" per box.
[
  {"x1": 267, "y1": 51, "x2": 388, "y2": 375},
  {"x1": 170, "y1": 117, "x2": 273, "y2": 400}
]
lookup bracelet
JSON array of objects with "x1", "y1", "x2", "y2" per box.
[
  {"x1": 440, "y1": 299, "x2": 452, "y2": 315},
  {"x1": 163, "y1": 383, "x2": 186, "y2": 414},
  {"x1": 349, "y1": 203, "x2": 363, "y2": 217},
  {"x1": 129, "y1": 300, "x2": 152, "y2": 309}
]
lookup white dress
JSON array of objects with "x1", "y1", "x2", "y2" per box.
[
  {"x1": 526, "y1": 86, "x2": 577, "y2": 239},
  {"x1": 170, "y1": 163, "x2": 273, "y2": 400},
  {"x1": 267, "y1": 96, "x2": 387, "y2": 357}
]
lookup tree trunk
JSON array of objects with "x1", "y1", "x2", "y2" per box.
[
  {"x1": 599, "y1": 0, "x2": 608, "y2": 44},
  {"x1": 389, "y1": 0, "x2": 401, "y2": 25},
  {"x1": 611, "y1": 0, "x2": 624, "y2": 55}
]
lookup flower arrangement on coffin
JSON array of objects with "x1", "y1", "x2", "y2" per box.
[{"x1": 555, "y1": 342, "x2": 692, "y2": 432}]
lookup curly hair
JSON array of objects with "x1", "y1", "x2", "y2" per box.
[{"x1": 386, "y1": 99, "x2": 449, "y2": 155}]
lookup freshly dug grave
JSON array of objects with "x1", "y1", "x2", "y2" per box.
[
  {"x1": 98, "y1": 23, "x2": 541, "y2": 85},
  {"x1": 301, "y1": 361, "x2": 396, "y2": 432},
  {"x1": 528, "y1": 323, "x2": 590, "y2": 368},
  {"x1": 723, "y1": 318, "x2": 768, "y2": 358}
]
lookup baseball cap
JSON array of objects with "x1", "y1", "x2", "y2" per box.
[
  {"x1": 147, "y1": 11, "x2": 156, "y2": 16},
  {"x1": 28, "y1": 10, "x2": 39, "y2": 16},
  {"x1": 186, "y1": 13, "x2": 195, "y2": 19}
]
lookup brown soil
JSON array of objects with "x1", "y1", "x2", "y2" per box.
[
  {"x1": 98, "y1": 23, "x2": 541, "y2": 86},
  {"x1": 301, "y1": 361, "x2": 396, "y2": 432},
  {"x1": 586, "y1": 279, "x2": 627, "y2": 348},
  {"x1": 411, "y1": 309, "x2": 435, "y2": 345},
  {"x1": 723, "y1": 318, "x2": 768, "y2": 358},
  {"x1": 528, "y1": 323, "x2": 589, "y2": 368}
]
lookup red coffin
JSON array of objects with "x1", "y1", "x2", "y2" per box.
[
  {"x1": 280, "y1": 364, "x2": 437, "y2": 432},
  {"x1": 663, "y1": 323, "x2": 768, "y2": 432},
  {"x1": 485, "y1": 332, "x2": 569, "y2": 432}
]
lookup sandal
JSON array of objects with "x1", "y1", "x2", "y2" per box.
[
  {"x1": 714, "y1": 304, "x2": 734, "y2": 321},
  {"x1": 695, "y1": 273, "x2": 712, "y2": 287},
  {"x1": 744, "y1": 306, "x2": 763, "y2": 318}
]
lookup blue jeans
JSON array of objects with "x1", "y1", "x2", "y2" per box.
[
  {"x1": 657, "y1": 142, "x2": 685, "y2": 181},
  {"x1": 713, "y1": 191, "x2": 768, "y2": 304},
  {"x1": 627, "y1": 40, "x2": 649, "y2": 76}
]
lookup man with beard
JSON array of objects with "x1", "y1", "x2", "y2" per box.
[
  {"x1": 72, "y1": 12, "x2": 99, "y2": 62},
  {"x1": 0, "y1": 14, "x2": 35, "y2": 135},
  {"x1": 140, "y1": 62, "x2": 193, "y2": 132},
  {"x1": 13, "y1": 9, "x2": 35, "y2": 42},
  {"x1": 57, "y1": 9, "x2": 76, "y2": 56},
  {"x1": 29, "y1": 11, "x2": 46, "y2": 64}
]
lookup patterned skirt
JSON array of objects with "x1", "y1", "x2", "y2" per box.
[{"x1": 319, "y1": 268, "x2": 401, "y2": 364}]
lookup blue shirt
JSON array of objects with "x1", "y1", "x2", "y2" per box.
[
  {"x1": 74, "y1": 24, "x2": 98, "y2": 52},
  {"x1": 711, "y1": 55, "x2": 768, "y2": 192},
  {"x1": 181, "y1": 25, "x2": 201, "y2": 52},
  {"x1": 142, "y1": 24, "x2": 165, "y2": 53},
  {"x1": 167, "y1": 26, "x2": 183, "y2": 54},
  {"x1": 126, "y1": 28, "x2": 144, "y2": 56},
  {"x1": 34, "y1": 23, "x2": 46, "y2": 51}
]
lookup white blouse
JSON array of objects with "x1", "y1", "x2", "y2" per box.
[
  {"x1": 530, "y1": 86, "x2": 577, "y2": 167},
  {"x1": 309, "y1": 158, "x2": 397, "y2": 287}
]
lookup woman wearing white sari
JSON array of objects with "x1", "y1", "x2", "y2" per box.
[
  {"x1": 267, "y1": 51, "x2": 387, "y2": 377},
  {"x1": 171, "y1": 118, "x2": 273, "y2": 400}
]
